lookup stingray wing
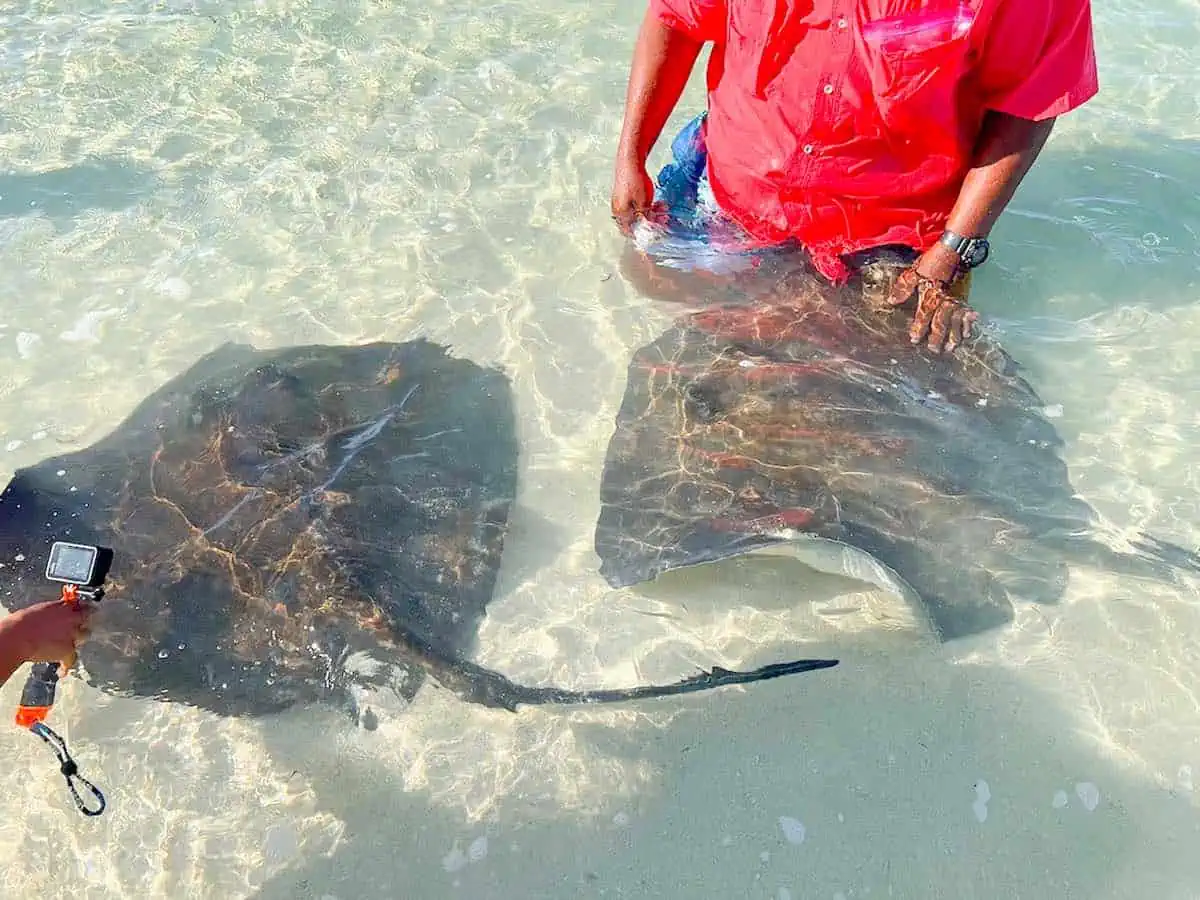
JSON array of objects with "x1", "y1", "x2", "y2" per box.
[{"x1": 595, "y1": 299, "x2": 1093, "y2": 641}]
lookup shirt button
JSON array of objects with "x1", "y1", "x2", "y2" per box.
[
  {"x1": 837, "y1": 16, "x2": 847, "y2": 28},
  {"x1": 822, "y1": 83, "x2": 834, "y2": 94},
  {"x1": 803, "y1": 144, "x2": 814, "y2": 154}
]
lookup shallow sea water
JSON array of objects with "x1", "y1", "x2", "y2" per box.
[{"x1": 0, "y1": 1, "x2": 1199, "y2": 898}]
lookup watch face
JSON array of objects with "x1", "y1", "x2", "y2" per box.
[{"x1": 963, "y1": 239, "x2": 989, "y2": 268}]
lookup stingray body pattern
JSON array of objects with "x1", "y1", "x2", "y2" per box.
[
  {"x1": 0, "y1": 340, "x2": 834, "y2": 723},
  {"x1": 594, "y1": 275, "x2": 1200, "y2": 640}
]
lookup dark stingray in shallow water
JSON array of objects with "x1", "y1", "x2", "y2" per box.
[
  {"x1": 594, "y1": 276, "x2": 1200, "y2": 641},
  {"x1": 0, "y1": 340, "x2": 834, "y2": 725}
]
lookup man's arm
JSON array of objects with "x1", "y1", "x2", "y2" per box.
[
  {"x1": 611, "y1": 9, "x2": 706, "y2": 227},
  {"x1": 893, "y1": 111, "x2": 1058, "y2": 352},
  {"x1": 921, "y1": 0, "x2": 1098, "y2": 278},
  {"x1": 894, "y1": 0, "x2": 1097, "y2": 351},
  {"x1": 916, "y1": 110, "x2": 1056, "y2": 282},
  {"x1": 615, "y1": 11, "x2": 704, "y2": 169}
]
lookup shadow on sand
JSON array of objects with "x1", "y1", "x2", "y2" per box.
[
  {"x1": 241, "y1": 636, "x2": 1200, "y2": 899},
  {"x1": 0, "y1": 158, "x2": 157, "y2": 222}
]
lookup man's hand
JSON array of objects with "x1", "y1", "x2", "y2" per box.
[
  {"x1": 611, "y1": 157, "x2": 656, "y2": 235},
  {"x1": 5, "y1": 599, "x2": 93, "y2": 673},
  {"x1": 886, "y1": 246, "x2": 978, "y2": 353}
]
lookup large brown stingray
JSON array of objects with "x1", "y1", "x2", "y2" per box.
[
  {"x1": 0, "y1": 340, "x2": 835, "y2": 726},
  {"x1": 594, "y1": 266, "x2": 1200, "y2": 641}
]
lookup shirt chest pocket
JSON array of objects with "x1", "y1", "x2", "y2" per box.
[{"x1": 855, "y1": 0, "x2": 976, "y2": 135}]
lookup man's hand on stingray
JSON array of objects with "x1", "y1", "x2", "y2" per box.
[
  {"x1": 611, "y1": 157, "x2": 672, "y2": 237},
  {"x1": 885, "y1": 265, "x2": 979, "y2": 354}
]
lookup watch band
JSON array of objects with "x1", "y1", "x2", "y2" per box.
[
  {"x1": 939, "y1": 230, "x2": 989, "y2": 269},
  {"x1": 940, "y1": 230, "x2": 972, "y2": 254}
]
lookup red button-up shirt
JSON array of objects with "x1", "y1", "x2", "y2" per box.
[{"x1": 649, "y1": 0, "x2": 1099, "y2": 281}]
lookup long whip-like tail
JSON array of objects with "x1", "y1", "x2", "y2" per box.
[{"x1": 407, "y1": 640, "x2": 839, "y2": 712}]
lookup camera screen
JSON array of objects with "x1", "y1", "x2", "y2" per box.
[{"x1": 47, "y1": 543, "x2": 97, "y2": 584}]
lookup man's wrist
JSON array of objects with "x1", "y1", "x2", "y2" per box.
[
  {"x1": 915, "y1": 241, "x2": 962, "y2": 284},
  {"x1": 616, "y1": 142, "x2": 648, "y2": 169},
  {"x1": 941, "y1": 228, "x2": 990, "y2": 267}
]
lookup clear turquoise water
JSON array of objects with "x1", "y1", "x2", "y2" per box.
[{"x1": 0, "y1": 2, "x2": 1198, "y2": 898}]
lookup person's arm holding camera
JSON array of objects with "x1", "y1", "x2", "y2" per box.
[{"x1": 0, "y1": 600, "x2": 92, "y2": 688}]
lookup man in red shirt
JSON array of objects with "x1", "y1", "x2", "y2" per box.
[{"x1": 611, "y1": 0, "x2": 1099, "y2": 352}]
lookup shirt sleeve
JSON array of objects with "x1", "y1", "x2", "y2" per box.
[
  {"x1": 975, "y1": 0, "x2": 1099, "y2": 120},
  {"x1": 649, "y1": 0, "x2": 726, "y2": 44}
]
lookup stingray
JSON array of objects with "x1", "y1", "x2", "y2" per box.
[
  {"x1": 0, "y1": 340, "x2": 835, "y2": 726},
  {"x1": 593, "y1": 270, "x2": 1200, "y2": 641}
]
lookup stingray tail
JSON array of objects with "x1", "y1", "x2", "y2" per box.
[
  {"x1": 1127, "y1": 534, "x2": 1200, "y2": 574},
  {"x1": 459, "y1": 656, "x2": 839, "y2": 711},
  {"x1": 1057, "y1": 530, "x2": 1200, "y2": 585},
  {"x1": 400, "y1": 631, "x2": 837, "y2": 712}
]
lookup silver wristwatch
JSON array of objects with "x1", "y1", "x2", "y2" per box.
[{"x1": 939, "y1": 230, "x2": 990, "y2": 269}]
